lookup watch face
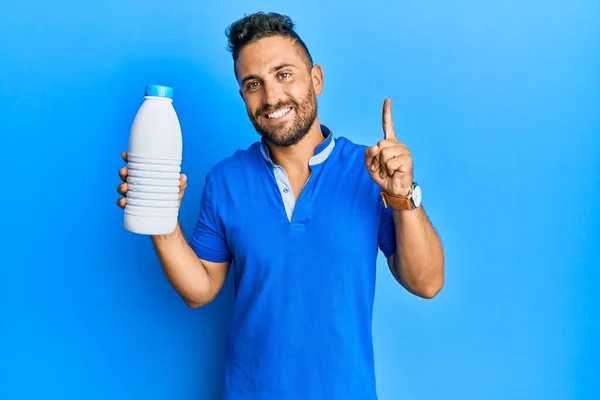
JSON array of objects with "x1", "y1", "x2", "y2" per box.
[{"x1": 412, "y1": 185, "x2": 422, "y2": 207}]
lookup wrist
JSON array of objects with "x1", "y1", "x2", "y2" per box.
[{"x1": 392, "y1": 206, "x2": 422, "y2": 220}]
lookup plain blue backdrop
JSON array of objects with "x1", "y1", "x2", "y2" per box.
[{"x1": 1, "y1": 0, "x2": 598, "y2": 399}]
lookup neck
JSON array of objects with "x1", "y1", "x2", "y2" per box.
[{"x1": 266, "y1": 120, "x2": 325, "y2": 171}]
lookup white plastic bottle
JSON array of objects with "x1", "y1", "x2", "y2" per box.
[{"x1": 124, "y1": 84, "x2": 183, "y2": 235}]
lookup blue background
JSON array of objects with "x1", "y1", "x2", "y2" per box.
[{"x1": 1, "y1": 0, "x2": 598, "y2": 399}]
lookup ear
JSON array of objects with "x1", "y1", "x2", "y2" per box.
[{"x1": 311, "y1": 64, "x2": 324, "y2": 96}]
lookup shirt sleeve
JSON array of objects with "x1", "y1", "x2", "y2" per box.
[
  {"x1": 189, "y1": 172, "x2": 233, "y2": 263},
  {"x1": 377, "y1": 204, "x2": 397, "y2": 259}
]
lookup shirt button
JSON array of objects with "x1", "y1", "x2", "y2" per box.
[{"x1": 283, "y1": 187, "x2": 289, "y2": 193}]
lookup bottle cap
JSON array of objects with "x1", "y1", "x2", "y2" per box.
[{"x1": 144, "y1": 84, "x2": 174, "y2": 98}]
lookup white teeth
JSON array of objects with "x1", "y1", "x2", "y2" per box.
[{"x1": 267, "y1": 107, "x2": 292, "y2": 119}]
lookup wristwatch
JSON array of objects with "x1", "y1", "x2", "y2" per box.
[{"x1": 380, "y1": 182, "x2": 422, "y2": 211}]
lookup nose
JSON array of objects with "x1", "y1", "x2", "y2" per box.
[{"x1": 261, "y1": 80, "x2": 282, "y2": 106}]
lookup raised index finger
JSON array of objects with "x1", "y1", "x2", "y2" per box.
[{"x1": 382, "y1": 98, "x2": 396, "y2": 140}]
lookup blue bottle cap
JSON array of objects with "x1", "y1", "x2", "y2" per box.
[{"x1": 144, "y1": 84, "x2": 174, "y2": 99}]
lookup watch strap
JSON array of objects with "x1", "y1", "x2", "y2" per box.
[{"x1": 380, "y1": 190, "x2": 413, "y2": 210}]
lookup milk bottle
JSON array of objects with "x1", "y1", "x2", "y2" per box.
[{"x1": 124, "y1": 84, "x2": 182, "y2": 235}]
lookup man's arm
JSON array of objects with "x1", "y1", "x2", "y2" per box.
[
  {"x1": 152, "y1": 223, "x2": 230, "y2": 308},
  {"x1": 366, "y1": 99, "x2": 445, "y2": 299},
  {"x1": 117, "y1": 151, "x2": 231, "y2": 308},
  {"x1": 151, "y1": 169, "x2": 232, "y2": 308},
  {"x1": 387, "y1": 206, "x2": 444, "y2": 299}
]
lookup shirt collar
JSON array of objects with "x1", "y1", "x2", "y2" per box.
[{"x1": 259, "y1": 124, "x2": 335, "y2": 167}]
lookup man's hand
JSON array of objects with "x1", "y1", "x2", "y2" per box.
[
  {"x1": 365, "y1": 98, "x2": 413, "y2": 198},
  {"x1": 116, "y1": 151, "x2": 188, "y2": 210}
]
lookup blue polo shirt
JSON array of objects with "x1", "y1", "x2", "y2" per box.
[{"x1": 190, "y1": 125, "x2": 396, "y2": 400}]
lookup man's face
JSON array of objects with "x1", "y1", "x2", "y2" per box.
[{"x1": 235, "y1": 36, "x2": 323, "y2": 147}]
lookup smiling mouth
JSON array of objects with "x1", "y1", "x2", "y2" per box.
[{"x1": 265, "y1": 107, "x2": 292, "y2": 119}]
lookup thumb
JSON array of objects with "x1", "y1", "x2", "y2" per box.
[{"x1": 382, "y1": 98, "x2": 397, "y2": 141}]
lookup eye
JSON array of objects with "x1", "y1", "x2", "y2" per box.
[
  {"x1": 279, "y1": 72, "x2": 291, "y2": 80},
  {"x1": 246, "y1": 81, "x2": 261, "y2": 91}
]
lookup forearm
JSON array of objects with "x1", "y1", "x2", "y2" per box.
[
  {"x1": 392, "y1": 206, "x2": 444, "y2": 298},
  {"x1": 151, "y1": 223, "x2": 217, "y2": 306}
]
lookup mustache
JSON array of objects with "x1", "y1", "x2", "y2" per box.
[{"x1": 256, "y1": 99, "x2": 297, "y2": 116}]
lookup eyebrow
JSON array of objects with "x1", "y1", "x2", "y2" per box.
[{"x1": 240, "y1": 63, "x2": 298, "y2": 86}]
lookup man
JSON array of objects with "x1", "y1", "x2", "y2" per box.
[{"x1": 117, "y1": 11, "x2": 444, "y2": 400}]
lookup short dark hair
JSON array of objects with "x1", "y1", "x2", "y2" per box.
[{"x1": 225, "y1": 12, "x2": 314, "y2": 71}]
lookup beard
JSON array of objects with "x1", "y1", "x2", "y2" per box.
[{"x1": 248, "y1": 85, "x2": 318, "y2": 147}]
